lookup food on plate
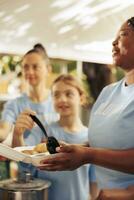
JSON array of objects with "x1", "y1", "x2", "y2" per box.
[
  {"x1": 21, "y1": 149, "x2": 37, "y2": 155},
  {"x1": 22, "y1": 143, "x2": 48, "y2": 155},
  {"x1": 33, "y1": 143, "x2": 47, "y2": 153}
]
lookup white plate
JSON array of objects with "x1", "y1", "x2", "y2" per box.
[
  {"x1": 14, "y1": 146, "x2": 35, "y2": 152},
  {"x1": 14, "y1": 146, "x2": 50, "y2": 166}
]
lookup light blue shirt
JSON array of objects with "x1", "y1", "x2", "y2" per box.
[
  {"x1": 88, "y1": 79, "x2": 134, "y2": 189},
  {"x1": 1, "y1": 93, "x2": 58, "y2": 124},
  {"x1": 22, "y1": 121, "x2": 96, "y2": 200},
  {"x1": 2, "y1": 92, "x2": 96, "y2": 199}
]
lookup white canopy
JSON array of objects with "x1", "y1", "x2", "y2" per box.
[{"x1": 0, "y1": 0, "x2": 134, "y2": 64}]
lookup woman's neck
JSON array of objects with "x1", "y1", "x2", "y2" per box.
[
  {"x1": 125, "y1": 69, "x2": 134, "y2": 85},
  {"x1": 59, "y1": 115, "x2": 83, "y2": 133},
  {"x1": 28, "y1": 83, "x2": 49, "y2": 103}
]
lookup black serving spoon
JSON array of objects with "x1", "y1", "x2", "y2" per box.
[{"x1": 30, "y1": 114, "x2": 60, "y2": 154}]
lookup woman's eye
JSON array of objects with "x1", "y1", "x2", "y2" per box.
[
  {"x1": 120, "y1": 31, "x2": 128, "y2": 36},
  {"x1": 66, "y1": 92, "x2": 73, "y2": 97},
  {"x1": 22, "y1": 65, "x2": 28, "y2": 71},
  {"x1": 53, "y1": 93, "x2": 60, "y2": 98},
  {"x1": 33, "y1": 65, "x2": 39, "y2": 70}
]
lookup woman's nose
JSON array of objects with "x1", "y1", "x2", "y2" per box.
[
  {"x1": 59, "y1": 95, "x2": 67, "y2": 102},
  {"x1": 112, "y1": 38, "x2": 118, "y2": 46},
  {"x1": 26, "y1": 67, "x2": 34, "y2": 74}
]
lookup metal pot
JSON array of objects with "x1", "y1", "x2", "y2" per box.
[{"x1": 0, "y1": 172, "x2": 51, "y2": 200}]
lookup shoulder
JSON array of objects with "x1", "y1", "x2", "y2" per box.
[
  {"x1": 3, "y1": 94, "x2": 25, "y2": 107},
  {"x1": 2, "y1": 93, "x2": 29, "y2": 114},
  {"x1": 1, "y1": 94, "x2": 28, "y2": 122},
  {"x1": 95, "y1": 79, "x2": 123, "y2": 102},
  {"x1": 7, "y1": 93, "x2": 27, "y2": 104},
  {"x1": 91, "y1": 80, "x2": 123, "y2": 112},
  {"x1": 101, "y1": 79, "x2": 123, "y2": 95}
]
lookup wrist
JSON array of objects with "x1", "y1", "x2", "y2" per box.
[
  {"x1": 82, "y1": 147, "x2": 95, "y2": 165},
  {"x1": 12, "y1": 131, "x2": 25, "y2": 147}
]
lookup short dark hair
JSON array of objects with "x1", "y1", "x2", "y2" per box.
[
  {"x1": 127, "y1": 17, "x2": 134, "y2": 29},
  {"x1": 33, "y1": 43, "x2": 48, "y2": 56}
]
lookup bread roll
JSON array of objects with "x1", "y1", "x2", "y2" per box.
[
  {"x1": 21, "y1": 143, "x2": 48, "y2": 155},
  {"x1": 33, "y1": 143, "x2": 47, "y2": 153}
]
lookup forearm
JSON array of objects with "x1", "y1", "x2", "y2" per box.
[
  {"x1": 12, "y1": 129, "x2": 25, "y2": 147},
  {"x1": 11, "y1": 109, "x2": 35, "y2": 147},
  {"x1": 127, "y1": 185, "x2": 134, "y2": 194},
  {"x1": 97, "y1": 186, "x2": 134, "y2": 200},
  {"x1": 77, "y1": 142, "x2": 89, "y2": 147},
  {"x1": 0, "y1": 129, "x2": 9, "y2": 142},
  {"x1": 90, "y1": 182, "x2": 99, "y2": 200},
  {"x1": 84, "y1": 147, "x2": 134, "y2": 174},
  {"x1": 0, "y1": 122, "x2": 12, "y2": 142}
]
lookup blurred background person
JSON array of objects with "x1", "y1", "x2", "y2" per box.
[
  {"x1": 13, "y1": 74, "x2": 98, "y2": 200},
  {"x1": 0, "y1": 43, "x2": 58, "y2": 145},
  {"x1": 0, "y1": 43, "x2": 58, "y2": 180}
]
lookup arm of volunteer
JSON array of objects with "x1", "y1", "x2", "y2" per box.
[
  {"x1": 41, "y1": 145, "x2": 134, "y2": 174},
  {"x1": 12, "y1": 128, "x2": 25, "y2": 147},
  {"x1": 84, "y1": 147, "x2": 134, "y2": 174},
  {"x1": 0, "y1": 121, "x2": 13, "y2": 142},
  {"x1": 12, "y1": 110, "x2": 35, "y2": 147},
  {"x1": 96, "y1": 186, "x2": 134, "y2": 200}
]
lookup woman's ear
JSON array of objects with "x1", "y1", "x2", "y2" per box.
[
  {"x1": 80, "y1": 94, "x2": 89, "y2": 108},
  {"x1": 80, "y1": 94, "x2": 84, "y2": 106}
]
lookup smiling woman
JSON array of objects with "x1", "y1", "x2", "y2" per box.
[
  {"x1": 40, "y1": 17, "x2": 134, "y2": 195},
  {"x1": 112, "y1": 17, "x2": 134, "y2": 71}
]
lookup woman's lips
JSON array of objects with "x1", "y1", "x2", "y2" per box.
[
  {"x1": 112, "y1": 52, "x2": 119, "y2": 59},
  {"x1": 57, "y1": 105, "x2": 70, "y2": 110},
  {"x1": 112, "y1": 48, "x2": 119, "y2": 57}
]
